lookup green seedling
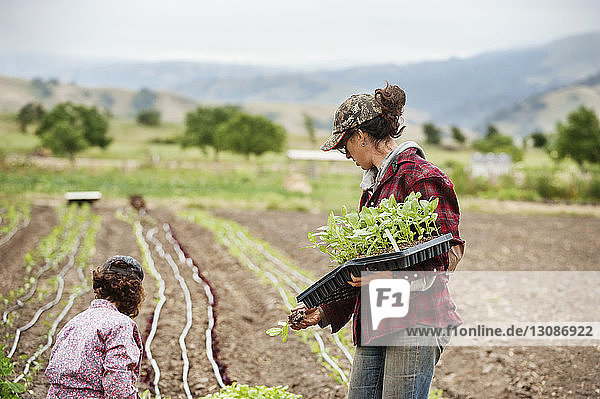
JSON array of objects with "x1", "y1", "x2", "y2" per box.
[
  {"x1": 0, "y1": 345, "x2": 25, "y2": 398},
  {"x1": 306, "y1": 192, "x2": 440, "y2": 265},
  {"x1": 266, "y1": 321, "x2": 290, "y2": 343},
  {"x1": 200, "y1": 382, "x2": 301, "y2": 399}
]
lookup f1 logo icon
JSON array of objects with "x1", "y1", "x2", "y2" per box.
[{"x1": 368, "y1": 279, "x2": 411, "y2": 330}]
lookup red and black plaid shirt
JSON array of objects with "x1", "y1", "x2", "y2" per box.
[{"x1": 320, "y1": 147, "x2": 464, "y2": 345}]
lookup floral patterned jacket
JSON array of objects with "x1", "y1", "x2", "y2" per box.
[{"x1": 45, "y1": 299, "x2": 142, "y2": 399}]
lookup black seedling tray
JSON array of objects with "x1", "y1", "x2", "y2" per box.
[{"x1": 296, "y1": 233, "x2": 453, "y2": 309}]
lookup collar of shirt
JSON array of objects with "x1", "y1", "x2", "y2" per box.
[
  {"x1": 90, "y1": 298, "x2": 119, "y2": 311},
  {"x1": 360, "y1": 140, "x2": 425, "y2": 192}
]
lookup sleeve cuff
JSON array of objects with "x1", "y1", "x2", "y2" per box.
[{"x1": 317, "y1": 306, "x2": 330, "y2": 328}]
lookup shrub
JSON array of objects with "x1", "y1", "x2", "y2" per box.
[
  {"x1": 554, "y1": 106, "x2": 600, "y2": 168},
  {"x1": 216, "y1": 113, "x2": 286, "y2": 158},
  {"x1": 136, "y1": 109, "x2": 161, "y2": 126},
  {"x1": 472, "y1": 134, "x2": 523, "y2": 162}
]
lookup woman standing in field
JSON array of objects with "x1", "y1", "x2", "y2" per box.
[
  {"x1": 45, "y1": 255, "x2": 146, "y2": 399},
  {"x1": 291, "y1": 83, "x2": 465, "y2": 399}
]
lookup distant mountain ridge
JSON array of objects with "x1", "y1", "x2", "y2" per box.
[
  {"x1": 0, "y1": 75, "x2": 198, "y2": 122},
  {"x1": 489, "y1": 71, "x2": 600, "y2": 135},
  {"x1": 1, "y1": 31, "x2": 600, "y2": 133}
]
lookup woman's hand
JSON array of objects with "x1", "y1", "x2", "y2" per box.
[
  {"x1": 347, "y1": 269, "x2": 393, "y2": 287},
  {"x1": 289, "y1": 304, "x2": 321, "y2": 330}
]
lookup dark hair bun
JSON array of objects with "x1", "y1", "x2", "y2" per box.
[{"x1": 374, "y1": 83, "x2": 406, "y2": 135}]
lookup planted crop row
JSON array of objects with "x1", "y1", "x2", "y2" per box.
[
  {"x1": 220, "y1": 228, "x2": 350, "y2": 384},
  {"x1": 231, "y1": 229, "x2": 354, "y2": 363},
  {"x1": 181, "y1": 210, "x2": 353, "y2": 385},
  {"x1": 10, "y1": 208, "x2": 100, "y2": 387},
  {"x1": 1, "y1": 205, "x2": 87, "y2": 325},
  {"x1": 0, "y1": 200, "x2": 30, "y2": 247},
  {"x1": 8, "y1": 223, "x2": 89, "y2": 358}
]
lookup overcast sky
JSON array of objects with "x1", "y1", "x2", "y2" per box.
[{"x1": 1, "y1": 0, "x2": 599, "y2": 67}]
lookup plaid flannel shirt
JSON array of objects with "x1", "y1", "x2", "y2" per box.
[{"x1": 320, "y1": 147, "x2": 464, "y2": 345}]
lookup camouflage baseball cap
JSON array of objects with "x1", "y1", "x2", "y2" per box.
[{"x1": 321, "y1": 93, "x2": 382, "y2": 151}]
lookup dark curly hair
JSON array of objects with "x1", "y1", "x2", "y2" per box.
[
  {"x1": 358, "y1": 82, "x2": 406, "y2": 147},
  {"x1": 93, "y1": 267, "x2": 145, "y2": 318}
]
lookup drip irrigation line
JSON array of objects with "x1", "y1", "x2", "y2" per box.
[
  {"x1": 332, "y1": 333, "x2": 354, "y2": 364},
  {"x1": 0, "y1": 212, "x2": 30, "y2": 247},
  {"x1": 184, "y1": 211, "x2": 352, "y2": 385},
  {"x1": 230, "y1": 229, "x2": 354, "y2": 367},
  {"x1": 8, "y1": 225, "x2": 88, "y2": 358},
  {"x1": 14, "y1": 286, "x2": 91, "y2": 383},
  {"x1": 236, "y1": 231, "x2": 314, "y2": 286},
  {"x1": 229, "y1": 232, "x2": 304, "y2": 294},
  {"x1": 164, "y1": 223, "x2": 228, "y2": 388},
  {"x1": 13, "y1": 219, "x2": 96, "y2": 384},
  {"x1": 147, "y1": 227, "x2": 193, "y2": 399},
  {"x1": 135, "y1": 221, "x2": 167, "y2": 399},
  {"x1": 313, "y1": 331, "x2": 349, "y2": 384},
  {"x1": 221, "y1": 234, "x2": 348, "y2": 384},
  {"x1": 2, "y1": 220, "x2": 78, "y2": 324}
]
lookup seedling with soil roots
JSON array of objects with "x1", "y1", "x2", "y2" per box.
[{"x1": 266, "y1": 307, "x2": 306, "y2": 343}]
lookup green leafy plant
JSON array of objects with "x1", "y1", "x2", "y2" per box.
[
  {"x1": 266, "y1": 321, "x2": 290, "y2": 343},
  {"x1": 266, "y1": 307, "x2": 306, "y2": 343},
  {"x1": 428, "y1": 388, "x2": 445, "y2": 399},
  {"x1": 200, "y1": 382, "x2": 302, "y2": 399},
  {"x1": 0, "y1": 346, "x2": 25, "y2": 398},
  {"x1": 306, "y1": 192, "x2": 440, "y2": 266}
]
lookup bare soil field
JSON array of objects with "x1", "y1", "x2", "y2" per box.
[
  {"x1": 213, "y1": 208, "x2": 600, "y2": 399},
  {"x1": 1, "y1": 203, "x2": 599, "y2": 398}
]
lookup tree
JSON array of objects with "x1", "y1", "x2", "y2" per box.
[
  {"x1": 303, "y1": 112, "x2": 316, "y2": 147},
  {"x1": 450, "y1": 126, "x2": 466, "y2": 146},
  {"x1": 30, "y1": 78, "x2": 52, "y2": 98},
  {"x1": 554, "y1": 106, "x2": 600, "y2": 168},
  {"x1": 37, "y1": 120, "x2": 88, "y2": 161},
  {"x1": 422, "y1": 122, "x2": 442, "y2": 145},
  {"x1": 216, "y1": 113, "x2": 286, "y2": 158},
  {"x1": 35, "y1": 102, "x2": 111, "y2": 162},
  {"x1": 486, "y1": 124, "x2": 500, "y2": 138},
  {"x1": 136, "y1": 109, "x2": 161, "y2": 126},
  {"x1": 529, "y1": 131, "x2": 548, "y2": 148},
  {"x1": 131, "y1": 88, "x2": 157, "y2": 112},
  {"x1": 16, "y1": 102, "x2": 45, "y2": 133},
  {"x1": 472, "y1": 131, "x2": 523, "y2": 162},
  {"x1": 182, "y1": 106, "x2": 241, "y2": 158},
  {"x1": 76, "y1": 105, "x2": 111, "y2": 148}
]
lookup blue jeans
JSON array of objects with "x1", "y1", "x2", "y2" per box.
[{"x1": 347, "y1": 329, "x2": 448, "y2": 399}]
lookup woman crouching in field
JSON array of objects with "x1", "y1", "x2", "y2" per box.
[{"x1": 45, "y1": 255, "x2": 146, "y2": 399}]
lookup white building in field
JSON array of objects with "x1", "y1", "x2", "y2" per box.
[{"x1": 471, "y1": 152, "x2": 512, "y2": 179}]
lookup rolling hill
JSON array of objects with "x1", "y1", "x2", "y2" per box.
[
  {"x1": 488, "y1": 72, "x2": 600, "y2": 136},
  {"x1": 1, "y1": 31, "x2": 600, "y2": 133},
  {"x1": 0, "y1": 75, "x2": 198, "y2": 122}
]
